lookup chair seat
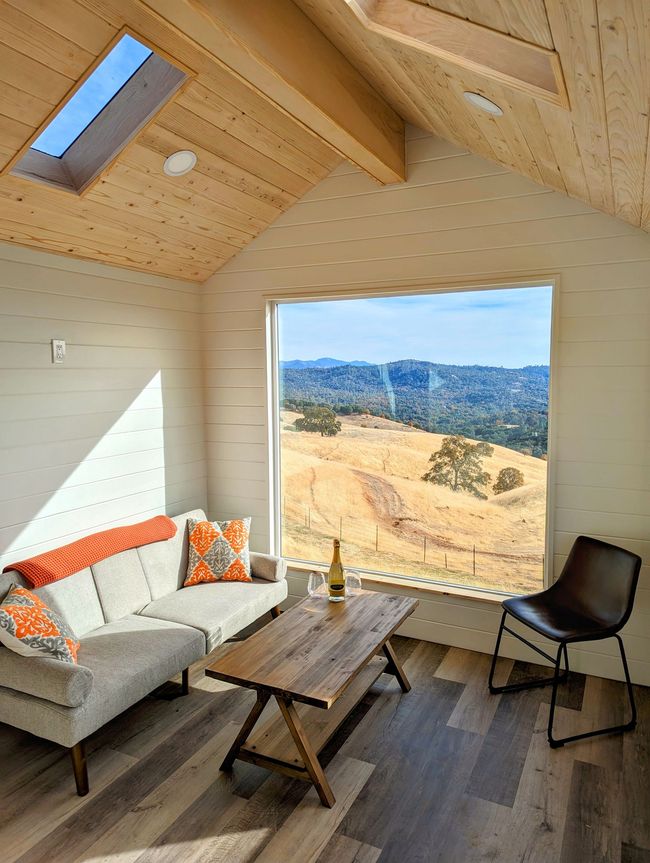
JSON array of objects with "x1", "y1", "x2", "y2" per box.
[{"x1": 503, "y1": 592, "x2": 615, "y2": 643}]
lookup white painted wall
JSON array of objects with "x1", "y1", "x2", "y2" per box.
[
  {"x1": 202, "y1": 127, "x2": 650, "y2": 684},
  {"x1": 0, "y1": 243, "x2": 207, "y2": 569}
]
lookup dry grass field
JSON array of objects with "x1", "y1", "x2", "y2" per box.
[{"x1": 280, "y1": 411, "x2": 547, "y2": 593}]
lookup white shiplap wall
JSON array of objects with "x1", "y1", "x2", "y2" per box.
[
  {"x1": 0, "y1": 243, "x2": 207, "y2": 568},
  {"x1": 202, "y1": 127, "x2": 650, "y2": 685}
]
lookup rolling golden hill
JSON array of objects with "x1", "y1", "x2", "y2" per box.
[{"x1": 280, "y1": 411, "x2": 547, "y2": 593}]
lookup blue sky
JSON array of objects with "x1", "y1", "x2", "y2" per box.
[
  {"x1": 32, "y1": 35, "x2": 151, "y2": 157},
  {"x1": 278, "y1": 286, "x2": 553, "y2": 368}
]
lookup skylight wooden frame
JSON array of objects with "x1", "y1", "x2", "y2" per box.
[{"x1": 2, "y1": 27, "x2": 194, "y2": 196}]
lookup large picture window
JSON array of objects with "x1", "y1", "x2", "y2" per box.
[{"x1": 274, "y1": 284, "x2": 554, "y2": 594}]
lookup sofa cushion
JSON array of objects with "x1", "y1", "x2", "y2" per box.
[
  {"x1": 36, "y1": 567, "x2": 105, "y2": 637},
  {"x1": 0, "y1": 646, "x2": 93, "y2": 707},
  {"x1": 184, "y1": 518, "x2": 252, "y2": 586},
  {"x1": 0, "y1": 615, "x2": 205, "y2": 748},
  {"x1": 91, "y1": 549, "x2": 151, "y2": 622},
  {"x1": 0, "y1": 585, "x2": 80, "y2": 664},
  {"x1": 138, "y1": 509, "x2": 206, "y2": 600},
  {"x1": 140, "y1": 578, "x2": 288, "y2": 652}
]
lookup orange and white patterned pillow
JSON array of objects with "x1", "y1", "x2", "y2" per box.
[
  {"x1": 184, "y1": 518, "x2": 252, "y2": 586},
  {"x1": 0, "y1": 585, "x2": 79, "y2": 664}
]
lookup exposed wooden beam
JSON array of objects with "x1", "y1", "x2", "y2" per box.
[
  {"x1": 347, "y1": 0, "x2": 569, "y2": 109},
  {"x1": 141, "y1": 0, "x2": 406, "y2": 184}
]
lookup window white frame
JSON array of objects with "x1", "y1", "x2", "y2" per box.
[{"x1": 267, "y1": 277, "x2": 559, "y2": 597}]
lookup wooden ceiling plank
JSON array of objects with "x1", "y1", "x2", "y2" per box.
[
  {"x1": 178, "y1": 82, "x2": 337, "y2": 185},
  {"x1": 140, "y1": 0, "x2": 405, "y2": 184},
  {"x1": 503, "y1": 92, "x2": 567, "y2": 195},
  {"x1": 413, "y1": 0, "x2": 555, "y2": 50},
  {"x1": 198, "y1": 68, "x2": 342, "y2": 173},
  {"x1": 5, "y1": 0, "x2": 119, "y2": 55},
  {"x1": 0, "y1": 218, "x2": 213, "y2": 281},
  {"x1": 0, "y1": 83, "x2": 61, "y2": 131},
  {"x1": 0, "y1": 44, "x2": 75, "y2": 107},
  {"x1": 110, "y1": 155, "x2": 264, "y2": 235},
  {"x1": 95, "y1": 164, "x2": 260, "y2": 243},
  {"x1": 598, "y1": 0, "x2": 650, "y2": 226},
  {"x1": 0, "y1": 115, "x2": 35, "y2": 157},
  {"x1": 132, "y1": 130, "x2": 291, "y2": 218},
  {"x1": 438, "y1": 68, "x2": 544, "y2": 184},
  {"x1": 158, "y1": 102, "x2": 314, "y2": 199},
  {"x1": 545, "y1": 0, "x2": 615, "y2": 215},
  {"x1": 536, "y1": 101, "x2": 590, "y2": 205},
  {"x1": 0, "y1": 4, "x2": 96, "y2": 81},
  {"x1": 0, "y1": 185, "x2": 226, "y2": 271},
  {"x1": 348, "y1": 0, "x2": 568, "y2": 107}
]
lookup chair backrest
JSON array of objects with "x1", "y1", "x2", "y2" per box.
[{"x1": 555, "y1": 536, "x2": 641, "y2": 631}]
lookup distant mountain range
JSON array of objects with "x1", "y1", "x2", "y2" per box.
[
  {"x1": 280, "y1": 357, "x2": 372, "y2": 369},
  {"x1": 280, "y1": 359, "x2": 549, "y2": 456}
]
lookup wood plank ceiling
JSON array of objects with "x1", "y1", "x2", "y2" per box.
[
  {"x1": 0, "y1": 0, "x2": 649, "y2": 281},
  {"x1": 297, "y1": 0, "x2": 650, "y2": 231},
  {"x1": 0, "y1": 0, "x2": 357, "y2": 281}
]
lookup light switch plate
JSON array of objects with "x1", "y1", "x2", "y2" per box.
[{"x1": 52, "y1": 339, "x2": 66, "y2": 364}]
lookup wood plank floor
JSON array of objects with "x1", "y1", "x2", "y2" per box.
[{"x1": 1, "y1": 631, "x2": 649, "y2": 863}]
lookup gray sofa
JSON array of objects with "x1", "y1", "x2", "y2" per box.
[{"x1": 0, "y1": 508, "x2": 287, "y2": 795}]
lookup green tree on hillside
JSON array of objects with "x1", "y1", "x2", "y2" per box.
[
  {"x1": 493, "y1": 467, "x2": 525, "y2": 495},
  {"x1": 422, "y1": 435, "x2": 493, "y2": 499},
  {"x1": 294, "y1": 406, "x2": 341, "y2": 437}
]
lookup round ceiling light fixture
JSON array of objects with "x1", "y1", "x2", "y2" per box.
[
  {"x1": 163, "y1": 150, "x2": 197, "y2": 177},
  {"x1": 463, "y1": 91, "x2": 503, "y2": 116}
]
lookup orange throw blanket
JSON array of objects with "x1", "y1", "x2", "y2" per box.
[{"x1": 4, "y1": 515, "x2": 177, "y2": 589}]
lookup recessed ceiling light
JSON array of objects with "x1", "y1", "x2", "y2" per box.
[
  {"x1": 463, "y1": 91, "x2": 503, "y2": 116},
  {"x1": 163, "y1": 150, "x2": 197, "y2": 176}
]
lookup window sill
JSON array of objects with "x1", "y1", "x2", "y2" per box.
[{"x1": 285, "y1": 561, "x2": 509, "y2": 605}]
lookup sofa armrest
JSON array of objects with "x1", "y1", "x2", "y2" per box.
[
  {"x1": 250, "y1": 552, "x2": 287, "y2": 583},
  {"x1": 0, "y1": 647, "x2": 93, "y2": 708}
]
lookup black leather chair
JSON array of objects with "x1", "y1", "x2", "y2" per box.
[{"x1": 488, "y1": 535, "x2": 641, "y2": 747}]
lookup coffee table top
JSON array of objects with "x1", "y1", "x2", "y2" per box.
[{"x1": 205, "y1": 589, "x2": 417, "y2": 708}]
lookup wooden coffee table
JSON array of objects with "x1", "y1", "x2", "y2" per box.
[{"x1": 205, "y1": 589, "x2": 418, "y2": 807}]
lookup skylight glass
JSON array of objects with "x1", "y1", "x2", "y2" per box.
[{"x1": 31, "y1": 34, "x2": 152, "y2": 158}]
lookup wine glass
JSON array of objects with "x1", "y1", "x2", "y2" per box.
[
  {"x1": 345, "y1": 570, "x2": 363, "y2": 596},
  {"x1": 307, "y1": 571, "x2": 326, "y2": 597}
]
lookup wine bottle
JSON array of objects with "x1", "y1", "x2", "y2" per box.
[{"x1": 328, "y1": 539, "x2": 346, "y2": 603}]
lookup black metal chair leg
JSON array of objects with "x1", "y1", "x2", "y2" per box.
[
  {"x1": 488, "y1": 611, "x2": 507, "y2": 694},
  {"x1": 488, "y1": 611, "x2": 569, "y2": 695},
  {"x1": 547, "y1": 635, "x2": 636, "y2": 747},
  {"x1": 617, "y1": 633, "x2": 637, "y2": 729},
  {"x1": 548, "y1": 642, "x2": 566, "y2": 747}
]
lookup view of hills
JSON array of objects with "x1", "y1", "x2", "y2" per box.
[
  {"x1": 280, "y1": 359, "x2": 549, "y2": 457},
  {"x1": 280, "y1": 357, "x2": 372, "y2": 369}
]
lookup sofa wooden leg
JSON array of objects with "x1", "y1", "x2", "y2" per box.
[
  {"x1": 181, "y1": 667, "x2": 190, "y2": 695},
  {"x1": 70, "y1": 741, "x2": 89, "y2": 797},
  {"x1": 270, "y1": 605, "x2": 282, "y2": 619}
]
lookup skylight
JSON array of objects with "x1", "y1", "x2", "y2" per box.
[
  {"x1": 12, "y1": 30, "x2": 187, "y2": 195},
  {"x1": 32, "y1": 34, "x2": 152, "y2": 158}
]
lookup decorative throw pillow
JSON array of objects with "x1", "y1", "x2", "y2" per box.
[
  {"x1": 0, "y1": 585, "x2": 79, "y2": 664},
  {"x1": 184, "y1": 518, "x2": 252, "y2": 586}
]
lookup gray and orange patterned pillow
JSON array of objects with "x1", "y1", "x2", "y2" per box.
[
  {"x1": 0, "y1": 585, "x2": 79, "y2": 664},
  {"x1": 184, "y1": 518, "x2": 252, "y2": 586}
]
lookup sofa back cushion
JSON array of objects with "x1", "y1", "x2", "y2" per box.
[
  {"x1": 0, "y1": 567, "x2": 104, "y2": 638},
  {"x1": 138, "y1": 509, "x2": 206, "y2": 600},
  {"x1": 91, "y1": 549, "x2": 151, "y2": 622},
  {"x1": 36, "y1": 567, "x2": 105, "y2": 637}
]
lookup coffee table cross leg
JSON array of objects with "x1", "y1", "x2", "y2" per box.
[
  {"x1": 220, "y1": 690, "x2": 270, "y2": 771},
  {"x1": 383, "y1": 640, "x2": 411, "y2": 693},
  {"x1": 277, "y1": 696, "x2": 336, "y2": 808}
]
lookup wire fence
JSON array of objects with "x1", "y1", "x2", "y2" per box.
[{"x1": 281, "y1": 496, "x2": 544, "y2": 591}]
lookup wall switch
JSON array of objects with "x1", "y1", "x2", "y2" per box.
[{"x1": 52, "y1": 339, "x2": 66, "y2": 364}]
